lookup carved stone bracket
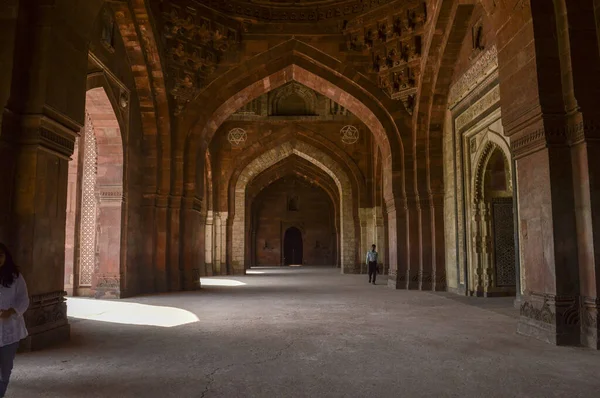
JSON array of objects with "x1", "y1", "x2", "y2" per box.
[
  {"x1": 342, "y1": 1, "x2": 427, "y2": 112},
  {"x1": 158, "y1": 1, "x2": 243, "y2": 115}
]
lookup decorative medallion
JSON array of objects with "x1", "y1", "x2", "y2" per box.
[
  {"x1": 228, "y1": 127, "x2": 247, "y2": 146},
  {"x1": 340, "y1": 125, "x2": 359, "y2": 145}
]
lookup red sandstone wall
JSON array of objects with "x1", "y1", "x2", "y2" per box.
[
  {"x1": 451, "y1": 4, "x2": 496, "y2": 83},
  {"x1": 252, "y1": 178, "x2": 335, "y2": 266}
]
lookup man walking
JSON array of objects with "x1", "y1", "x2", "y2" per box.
[{"x1": 366, "y1": 244, "x2": 378, "y2": 285}]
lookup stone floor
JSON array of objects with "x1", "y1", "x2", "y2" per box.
[{"x1": 11, "y1": 267, "x2": 600, "y2": 397}]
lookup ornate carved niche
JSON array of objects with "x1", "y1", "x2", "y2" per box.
[
  {"x1": 343, "y1": 1, "x2": 427, "y2": 115},
  {"x1": 157, "y1": 1, "x2": 243, "y2": 114}
]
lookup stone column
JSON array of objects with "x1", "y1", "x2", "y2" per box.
[
  {"x1": 571, "y1": 130, "x2": 600, "y2": 349},
  {"x1": 491, "y1": 0, "x2": 581, "y2": 346},
  {"x1": 418, "y1": 197, "x2": 433, "y2": 290},
  {"x1": 0, "y1": 111, "x2": 77, "y2": 350},
  {"x1": 214, "y1": 212, "x2": 228, "y2": 275},
  {"x1": 205, "y1": 210, "x2": 214, "y2": 276},
  {"x1": 0, "y1": 0, "x2": 100, "y2": 350},
  {"x1": 166, "y1": 196, "x2": 182, "y2": 291},
  {"x1": 180, "y1": 196, "x2": 202, "y2": 290},
  {"x1": 374, "y1": 206, "x2": 386, "y2": 274},
  {"x1": 513, "y1": 131, "x2": 580, "y2": 346},
  {"x1": 405, "y1": 196, "x2": 420, "y2": 289},
  {"x1": 386, "y1": 196, "x2": 411, "y2": 289},
  {"x1": 430, "y1": 193, "x2": 446, "y2": 291},
  {"x1": 559, "y1": 0, "x2": 600, "y2": 350},
  {"x1": 154, "y1": 195, "x2": 169, "y2": 292},
  {"x1": 359, "y1": 208, "x2": 375, "y2": 274},
  {"x1": 92, "y1": 185, "x2": 123, "y2": 298}
]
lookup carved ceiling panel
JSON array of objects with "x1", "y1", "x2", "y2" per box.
[
  {"x1": 342, "y1": 0, "x2": 428, "y2": 114},
  {"x1": 156, "y1": 0, "x2": 244, "y2": 114},
  {"x1": 195, "y1": 0, "x2": 398, "y2": 22},
  {"x1": 153, "y1": 0, "x2": 430, "y2": 117}
]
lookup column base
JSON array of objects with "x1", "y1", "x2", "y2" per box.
[
  {"x1": 581, "y1": 297, "x2": 599, "y2": 350},
  {"x1": 517, "y1": 293, "x2": 580, "y2": 346},
  {"x1": 19, "y1": 324, "x2": 70, "y2": 352},
  {"x1": 386, "y1": 271, "x2": 418, "y2": 289},
  {"x1": 342, "y1": 264, "x2": 361, "y2": 274},
  {"x1": 21, "y1": 291, "x2": 70, "y2": 351},
  {"x1": 230, "y1": 267, "x2": 246, "y2": 276}
]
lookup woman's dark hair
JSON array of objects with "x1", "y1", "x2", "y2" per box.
[{"x1": 0, "y1": 243, "x2": 20, "y2": 287}]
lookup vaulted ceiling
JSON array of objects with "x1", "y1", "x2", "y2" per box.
[{"x1": 151, "y1": 0, "x2": 428, "y2": 117}]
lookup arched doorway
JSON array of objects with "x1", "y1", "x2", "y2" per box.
[
  {"x1": 64, "y1": 86, "x2": 124, "y2": 298},
  {"x1": 470, "y1": 143, "x2": 516, "y2": 297},
  {"x1": 283, "y1": 227, "x2": 303, "y2": 266}
]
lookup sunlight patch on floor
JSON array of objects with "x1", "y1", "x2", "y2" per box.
[
  {"x1": 245, "y1": 270, "x2": 265, "y2": 274},
  {"x1": 67, "y1": 298, "x2": 199, "y2": 327},
  {"x1": 200, "y1": 278, "x2": 247, "y2": 286}
]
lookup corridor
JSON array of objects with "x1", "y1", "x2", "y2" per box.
[{"x1": 11, "y1": 267, "x2": 600, "y2": 397}]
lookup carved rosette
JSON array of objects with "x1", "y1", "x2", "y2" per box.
[{"x1": 343, "y1": 1, "x2": 427, "y2": 114}]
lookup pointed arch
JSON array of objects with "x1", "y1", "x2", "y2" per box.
[
  {"x1": 230, "y1": 140, "x2": 356, "y2": 274},
  {"x1": 472, "y1": 135, "x2": 512, "y2": 203},
  {"x1": 181, "y1": 39, "x2": 408, "y2": 210}
]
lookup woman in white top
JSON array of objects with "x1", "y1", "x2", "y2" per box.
[{"x1": 0, "y1": 243, "x2": 29, "y2": 398}]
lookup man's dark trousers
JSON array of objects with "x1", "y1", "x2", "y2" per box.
[{"x1": 368, "y1": 261, "x2": 377, "y2": 283}]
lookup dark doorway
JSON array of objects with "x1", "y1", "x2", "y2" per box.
[{"x1": 283, "y1": 227, "x2": 303, "y2": 265}]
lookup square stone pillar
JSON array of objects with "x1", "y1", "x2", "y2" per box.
[
  {"x1": 180, "y1": 196, "x2": 203, "y2": 291},
  {"x1": 513, "y1": 132, "x2": 580, "y2": 346},
  {"x1": 572, "y1": 135, "x2": 600, "y2": 349},
  {"x1": 386, "y1": 196, "x2": 411, "y2": 289},
  {"x1": 374, "y1": 206, "x2": 386, "y2": 274},
  {"x1": 214, "y1": 212, "x2": 228, "y2": 275},
  {"x1": 359, "y1": 208, "x2": 375, "y2": 274},
  {"x1": 0, "y1": 111, "x2": 79, "y2": 351},
  {"x1": 205, "y1": 210, "x2": 214, "y2": 276}
]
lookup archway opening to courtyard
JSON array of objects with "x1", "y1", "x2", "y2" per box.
[{"x1": 64, "y1": 86, "x2": 124, "y2": 299}]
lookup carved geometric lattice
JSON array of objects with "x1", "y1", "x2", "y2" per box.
[
  {"x1": 228, "y1": 128, "x2": 247, "y2": 146},
  {"x1": 492, "y1": 198, "x2": 516, "y2": 287},
  {"x1": 79, "y1": 112, "x2": 98, "y2": 286},
  {"x1": 340, "y1": 125, "x2": 359, "y2": 145}
]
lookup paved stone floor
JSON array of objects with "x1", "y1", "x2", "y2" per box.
[{"x1": 11, "y1": 267, "x2": 600, "y2": 397}]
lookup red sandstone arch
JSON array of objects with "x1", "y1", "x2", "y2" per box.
[
  {"x1": 229, "y1": 140, "x2": 357, "y2": 273},
  {"x1": 224, "y1": 127, "x2": 365, "y2": 215},
  {"x1": 245, "y1": 156, "x2": 341, "y2": 267},
  {"x1": 65, "y1": 85, "x2": 124, "y2": 298},
  {"x1": 109, "y1": 0, "x2": 173, "y2": 292},
  {"x1": 181, "y1": 39, "x2": 408, "y2": 208}
]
